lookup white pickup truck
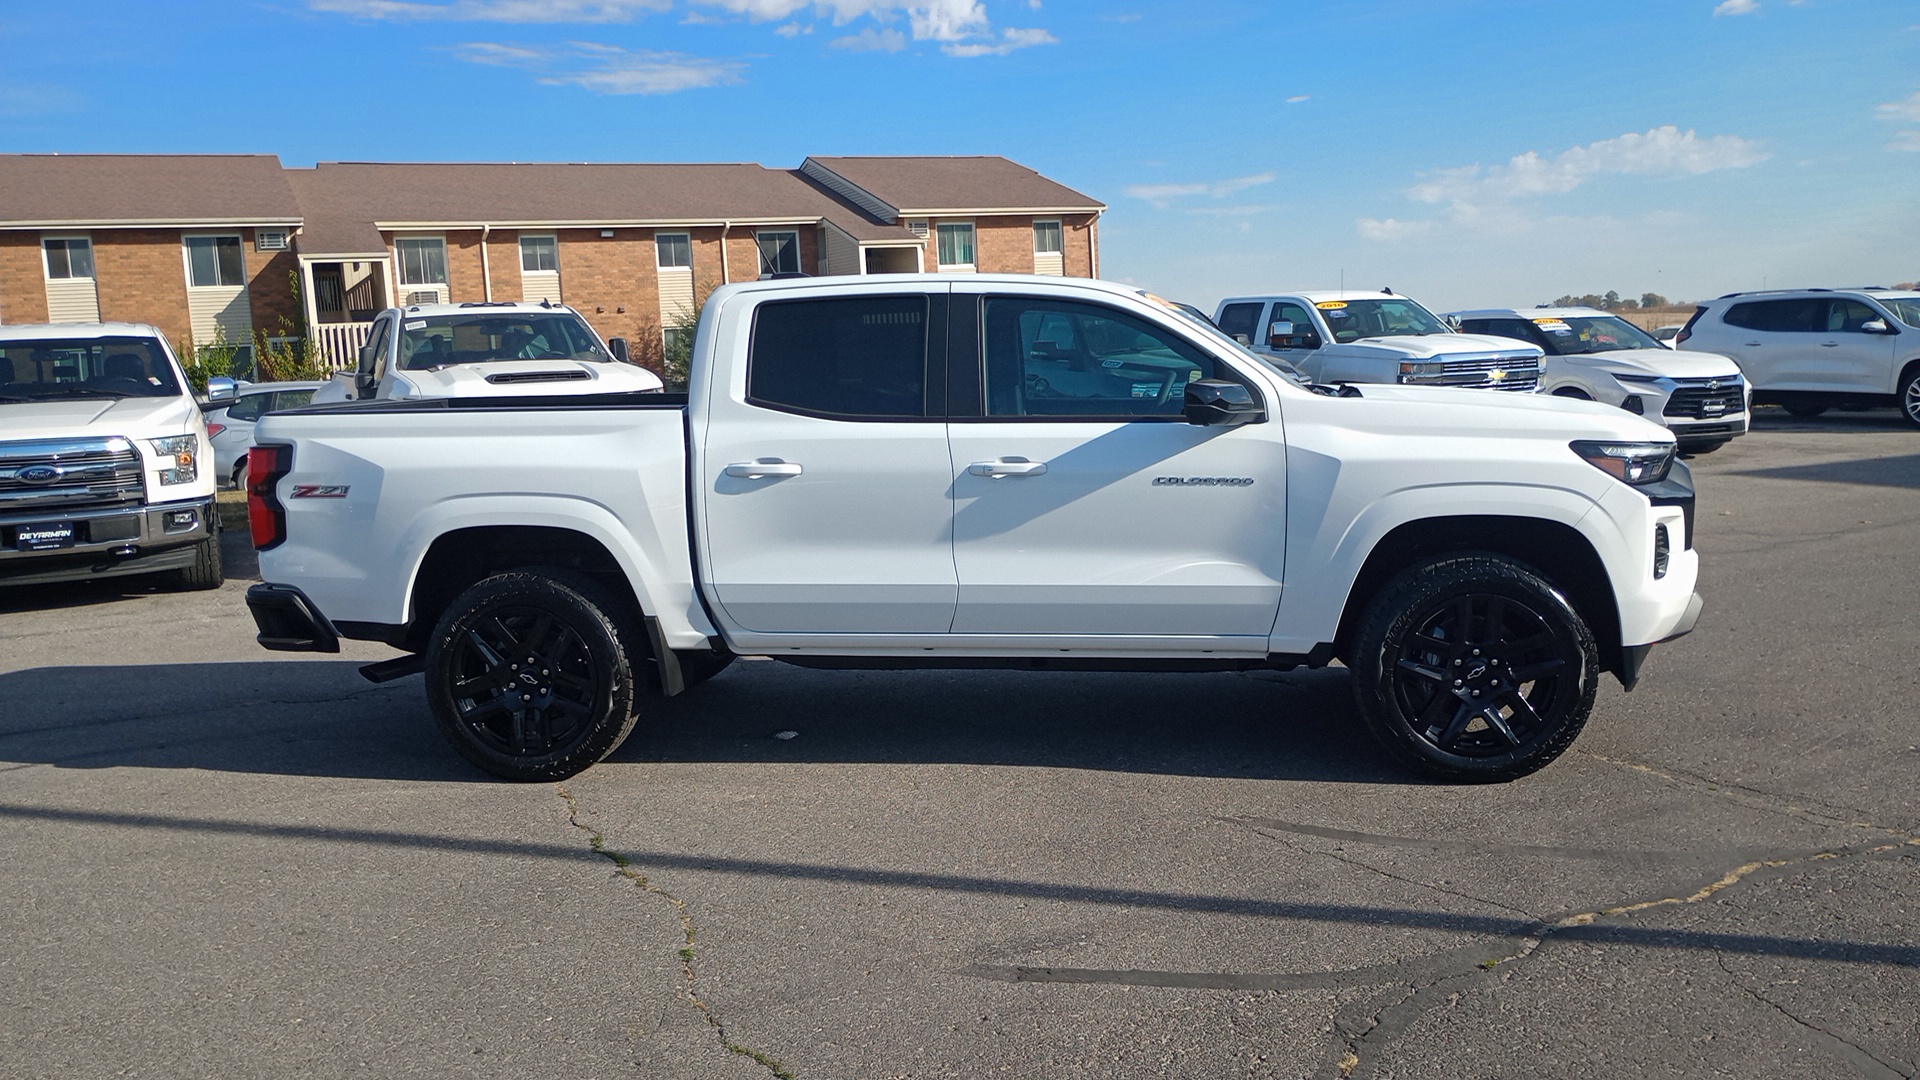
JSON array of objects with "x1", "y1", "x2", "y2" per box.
[
  {"x1": 1, "y1": 323, "x2": 231, "y2": 590},
  {"x1": 312, "y1": 300, "x2": 663, "y2": 402},
  {"x1": 246, "y1": 275, "x2": 1702, "y2": 784},
  {"x1": 1215, "y1": 291, "x2": 1545, "y2": 392}
]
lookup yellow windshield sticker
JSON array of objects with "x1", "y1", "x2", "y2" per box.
[{"x1": 1316, "y1": 301, "x2": 1348, "y2": 310}]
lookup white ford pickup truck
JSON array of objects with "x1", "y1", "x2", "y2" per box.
[{"x1": 246, "y1": 275, "x2": 1703, "y2": 784}]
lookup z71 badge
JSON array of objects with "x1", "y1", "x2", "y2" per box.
[{"x1": 289, "y1": 485, "x2": 350, "y2": 499}]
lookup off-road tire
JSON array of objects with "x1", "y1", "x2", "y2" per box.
[
  {"x1": 164, "y1": 534, "x2": 225, "y2": 591},
  {"x1": 1350, "y1": 553, "x2": 1599, "y2": 783},
  {"x1": 425, "y1": 570, "x2": 645, "y2": 781}
]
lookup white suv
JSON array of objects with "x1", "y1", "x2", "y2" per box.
[
  {"x1": 1677, "y1": 288, "x2": 1920, "y2": 427},
  {"x1": 1449, "y1": 307, "x2": 1749, "y2": 454}
]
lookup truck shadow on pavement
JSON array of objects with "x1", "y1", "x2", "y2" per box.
[{"x1": 0, "y1": 659, "x2": 1403, "y2": 784}]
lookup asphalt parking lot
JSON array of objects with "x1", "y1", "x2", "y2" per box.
[{"x1": 2, "y1": 406, "x2": 1916, "y2": 1080}]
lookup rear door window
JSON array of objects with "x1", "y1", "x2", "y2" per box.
[
  {"x1": 1216, "y1": 302, "x2": 1265, "y2": 342},
  {"x1": 1725, "y1": 299, "x2": 1822, "y2": 333},
  {"x1": 747, "y1": 294, "x2": 931, "y2": 419}
]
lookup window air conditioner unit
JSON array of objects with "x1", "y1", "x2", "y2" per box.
[
  {"x1": 406, "y1": 289, "x2": 444, "y2": 306},
  {"x1": 256, "y1": 230, "x2": 288, "y2": 251},
  {"x1": 908, "y1": 221, "x2": 929, "y2": 238}
]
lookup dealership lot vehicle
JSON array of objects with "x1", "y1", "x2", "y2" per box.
[
  {"x1": 206, "y1": 380, "x2": 326, "y2": 489},
  {"x1": 247, "y1": 275, "x2": 1700, "y2": 784},
  {"x1": 1678, "y1": 287, "x2": 1920, "y2": 425},
  {"x1": 311, "y1": 301, "x2": 663, "y2": 403},
  {"x1": 1450, "y1": 307, "x2": 1749, "y2": 454},
  {"x1": 1215, "y1": 290, "x2": 1544, "y2": 391},
  {"x1": 0, "y1": 323, "x2": 228, "y2": 590}
]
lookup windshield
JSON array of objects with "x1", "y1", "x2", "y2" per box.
[
  {"x1": 1315, "y1": 299, "x2": 1450, "y2": 342},
  {"x1": 1146, "y1": 293, "x2": 1311, "y2": 385},
  {"x1": 0, "y1": 336, "x2": 183, "y2": 400},
  {"x1": 399, "y1": 312, "x2": 610, "y2": 370},
  {"x1": 1528, "y1": 315, "x2": 1661, "y2": 355},
  {"x1": 1875, "y1": 297, "x2": 1920, "y2": 328}
]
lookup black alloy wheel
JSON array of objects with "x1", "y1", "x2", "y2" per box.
[
  {"x1": 425, "y1": 570, "x2": 643, "y2": 781},
  {"x1": 1352, "y1": 554, "x2": 1598, "y2": 782}
]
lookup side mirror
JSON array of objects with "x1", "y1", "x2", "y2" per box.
[
  {"x1": 354, "y1": 371, "x2": 377, "y2": 395},
  {"x1": 608, "y1": 336, "x2": 630, "y2": 362},
  {"x1": 1269, "y1": 322, "x2": 1322, "y2": 350},
  {"x1": 1232, "y1": 333, "x2": 1251, "y2": 346},
  {"x1": 1270, "y1": 321, "x2": 1295, "y2": 337},
  {"x1": 1183, "y1": 379, "x2": 1263, "y2": 427},
  {"x1": 203, "y1": 376, "x2": 237, "y2": 408},
  {"x1": 1861, "y1": 318, "x2": 1895, "y2": 334}
]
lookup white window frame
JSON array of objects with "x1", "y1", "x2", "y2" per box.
[
  {"x1": 394, "y1": 235, "x2": 450, "y2": 287},
  {"x1": 41, "y1": 235, "x2": 96, "y2": 281},
  {"x1": 519, "y1": 234, "x2": 559, "y2": 274},
  {"x1": 1032, "y1": 219, "x2": 1063, "y2": 255},
  {"x1": 656, "y1": 232, "x2": 692, "y2": 269},
  {"x1": 935, "y1": 221, "x2": 976, "y2": 271},
  {"x1": 182, "y1": 233, "x2": 249, "y2": 289},
  {"x1": 756, "y1": 229, "x2": 801, "y2": 276}
]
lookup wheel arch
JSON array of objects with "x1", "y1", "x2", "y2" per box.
[
  {"x1": 1332, "y1": 515, "x2": 1625, "y2": 677},
  {"x1": 404, "y1": 525, "x2": 643, "y2": 654}
]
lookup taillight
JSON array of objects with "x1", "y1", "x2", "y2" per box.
[
  {"x1": 206, "y1": 422, "x2": 227, "y2": 439},
  {"x1": 247, "y1": 445, "x2": 293, "y2": 550}
]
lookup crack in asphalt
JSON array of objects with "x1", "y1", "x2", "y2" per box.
[
  {"x1": 1711, "y1": 952, "x2": 1916, "y2": 1079},
  {"x1": 1581, "y1": 751, "x2": 1918, "y2": 837},
  {"x1": 556, "y1": 784, "x2": 796, "y2": 1080},
  {"x1": 1230, "y1": 819, "x2": 1536, "y2": 921},
  {"x1": 1319, "y1": 836, "x2": 1920, "y2": 1079}
]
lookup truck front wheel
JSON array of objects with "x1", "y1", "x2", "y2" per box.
[
  {"x1": 1350, "y1": 554, "x2": 1598, "y2": 783},
  {"x1": 425, "y1": 570, "x2": 644, "y2": 781}
]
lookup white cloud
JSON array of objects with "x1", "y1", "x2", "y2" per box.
[
  {"x1": 1876, "y1": 90, "x2": 1920, "y2": 123},
  {"x1": 773, "y1": 20, "x2": 807, "y2": 35},
  {"x1": 1406, "y1": 125, "x2": 1768, "y2": 214},
  {"x1": 1285, "y1": 94, "x2": 1308, "y2": 104},
  {"x1": 1713, "y1": 0, "x2": 1757, "y2": 15},
  {"x1": 943, "y1": 26, "x2": 1056, "y2": 56},
  {"x1": 830, "y1": 26, "x2": 905, "y2": 50},
  {"x1": 454, "y1": 39, "x2": 746, "y2": 92},
  {"x1": 1356, "y1": 217, "x2": 1434, "y2": 241},
  {"x1": 1124, "y1": 171, "x2": 1276, "y2": 209},
  {"x1": 1887, "y1": 129, "x2": 1920, "y2": 153},
  {"x1": 313, "y1": 0, "x2": 667, "y2": 21}
]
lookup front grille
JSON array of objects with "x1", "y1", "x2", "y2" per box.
[
  {"x1": 1431, "y1": 356, "x2": 1541, "y2": 391},
  {"x1": 0, "y1": 437, "x2": 145, "y2": 514},
  {"x1": 1664, "y1": 380, "x2": 1746, "y2": 419},
  {"x1": 485, "y1": 369, "x2": 589, "y2": 385}
]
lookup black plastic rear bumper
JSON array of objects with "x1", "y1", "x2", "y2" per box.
[{"x1": 246, "y1": 583, "x2": 341, "y2": 653}]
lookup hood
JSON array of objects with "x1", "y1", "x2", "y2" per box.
[
  {"x1": 1322, "y1": 333, "x2": 1543, "y2": 362},
  {"x1": 0, "y1": 393, "x2": 202, "y2": 443},
  {"x1": 1546, "y1": 348, "x2": 1743, "y2": 381},
  {"x1": 394, "y1": 359, "x2": 665, "y2": 398},
  {"x1": 1326, "y1": 381, "x2": 1674, "y2": 442}
]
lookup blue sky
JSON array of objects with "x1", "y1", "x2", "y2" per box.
[{"x1": 2, "y1": 0, "x2": 1915, "y2": 311}]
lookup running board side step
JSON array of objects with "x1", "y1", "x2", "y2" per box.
[{"x1": 359, "y1": 653, "x2": 426, "y2": 683}]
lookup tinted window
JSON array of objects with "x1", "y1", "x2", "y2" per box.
[
  {"x1": 984, "y1": 297, "x2": 1218, "y2": 418},
  {"x1": 1724, "y1": 299, "x2": 1822, "y2": 333},
  {"x1": 273, "y1": 389, "x2": 316, "y2": 411},
  {"x1": 748, "y1": 295, "x2": 929, "y2": 418},
  {"x1": 1827, "y1": 299, "x2": 1883, "y2": 332},
  {"x1": 1216, "y1": 302, "x2": 1264, "y2": 342},
  {"x1": 0, "y1": 336, "x2": 182, "y2": 398},
  {"x1": 225, "y1": 393, "x2": 269, "y2": 422},
  {"x1": 1461, "y1": 318, "x2": 1546, "y2": 349}
]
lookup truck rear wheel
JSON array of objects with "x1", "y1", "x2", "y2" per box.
[
  {"x1": 1350, "y1": 554, "x2": 1598, "y2": 783},
  {"x1": 425, "y1": 570, "x2": 643, "y2": 781}
]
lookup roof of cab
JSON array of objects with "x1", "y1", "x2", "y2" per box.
[{"x1": 0, "y1": 322, "x2": 170, "y2": 341}]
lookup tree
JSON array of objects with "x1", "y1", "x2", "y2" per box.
[
  {"x1": 1641, "y1": 292, "x2": 1669, "y2": 309},
  {"x1": 1603, "y1": 290, "x2": 1621, "y2": 310}
]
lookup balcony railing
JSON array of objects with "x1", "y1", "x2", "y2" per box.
[{"x1": 313, "y1": 322, "x2": 373, "y2": 371}]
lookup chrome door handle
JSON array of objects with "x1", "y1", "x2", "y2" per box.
[
  {"x1": 968, "y1": 459, "x2": 1047, "y2": 478},
  {"x1": 725, "y1": 460, "x2": 803, "y2": 479}
]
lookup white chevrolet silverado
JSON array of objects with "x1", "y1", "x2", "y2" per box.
[
  {"x1": 246, "y1": 276, "x2": 1702, "y2": 784},
  {"x1": 1214, "y1": 291, "x2": 1545, "y2": 392}
]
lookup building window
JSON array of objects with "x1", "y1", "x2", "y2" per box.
[
  {"x1": 757, "y1": 230, "x2": 800, "y2": 276},
  {"x1": 396, "y1": 237, "x2": 449, "y2": 286},
  {"x1": 1033, "y1": 220, "x2": 1063, "y2": 254},
  {"x1": 936, "y1": 223, "x2": 975, "y2": 269},
  {"x1": 43, "y1": 237, "x2": 96, "y2": 280},
  {"x1": 520, "y1": 235, "x2": 558, "y2": 273},
  {"x1": 185, "y1": 236, "x2": 247, "y2": 288},
  {"x1": 657, "y1": 233, "x2": 692, "y2": 269}
]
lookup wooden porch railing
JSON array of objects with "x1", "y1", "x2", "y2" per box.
[{"x1": 314, "y1": 322, "x2": 373, "y2": 371}]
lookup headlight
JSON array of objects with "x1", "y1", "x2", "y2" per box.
[
  {"x1": 1397, "y1": 361, "x2": 1446, "y2": 381},
  {"x1": 1611, "y1": 372, "x2": 1665, "y2": 384},
  {"x1": 147, "y1": 435, "x2": 200, "y2": 485},
  {"x1": 1570, "y1": 440, "x2": 1674, "y2": 486}
]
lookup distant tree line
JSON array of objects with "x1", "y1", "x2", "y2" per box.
[{"x1": 1548, "y1": 291, "x2": 1677, "y2": 311}]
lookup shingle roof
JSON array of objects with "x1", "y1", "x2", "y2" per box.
[
  {"x1": 288, "y1": 161, "x2": 924, "y2": 256},
  {"x1": 802, "y1": 156, "x2": 1106, "y2": 218},
  {"x1": 0, "y1": 155, "x2": 301, "y2": 227}
]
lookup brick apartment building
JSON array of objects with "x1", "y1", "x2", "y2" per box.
[{"x1": 0, "y1": 153, "x2": 1104, "y2": 370}]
